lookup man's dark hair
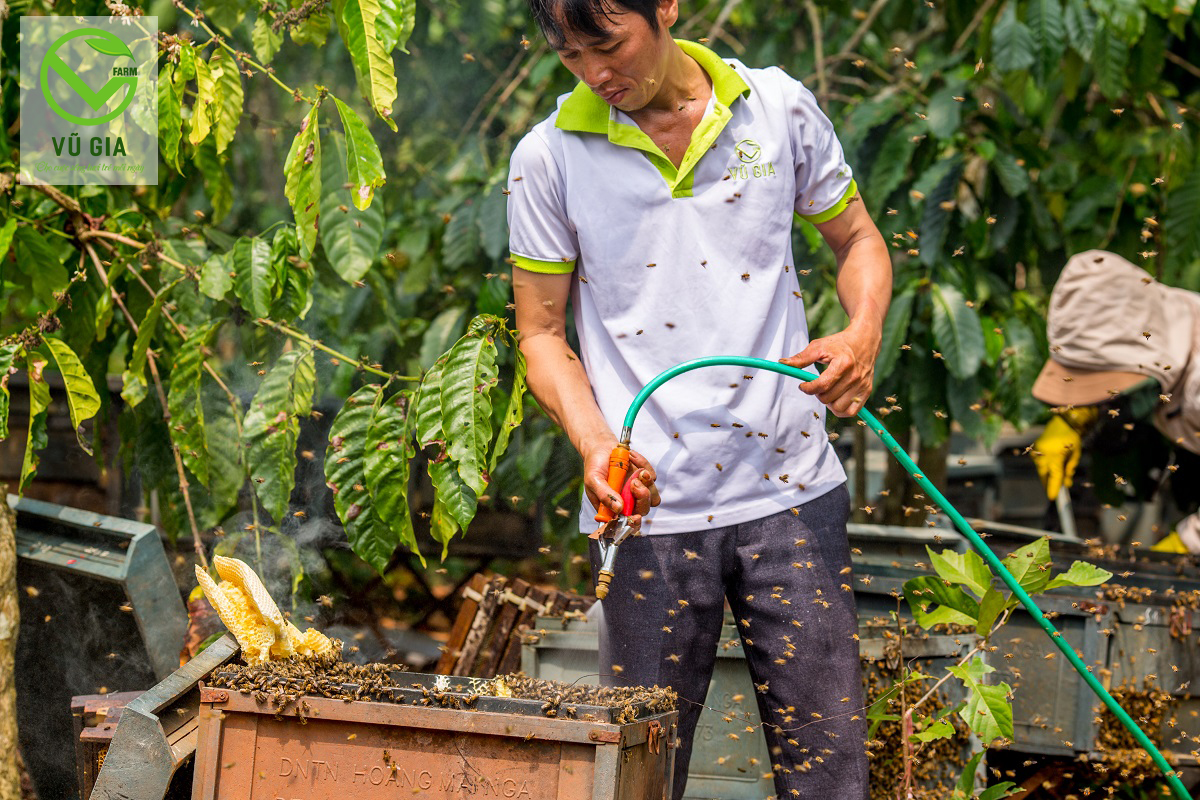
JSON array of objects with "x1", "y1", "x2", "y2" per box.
[{"x1": 528, "y1": 0, "x2": 660, "y2": 49}]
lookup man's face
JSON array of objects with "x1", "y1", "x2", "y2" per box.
[{"x1": 550, "y1": 1, "x2": 677, "y2": 113}]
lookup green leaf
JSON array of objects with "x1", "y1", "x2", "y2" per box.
[
  {"x1": 488, "y1": 346, "x2": 526, "y2": 474},
  {"x1": 414, "y1": 358, "x2": 446, "y2": 448},
  {"x1": 284, "y1": 104, "x2": 323, "y2": 260},
  {"x1": 429, "y1": 487, "x2": 460, "y2": 561},
  {"x1": 991, "y1": 3, "x2": 1036, "y2": 73},
  {"x1": 159, "y1": 63, "x2": 184, "y2": 173},
  {"x1": 1092, "y1": 0, "x2": 1146, "y2": 41},
  {"x1": 86, "y1": 36, "x2": 133, "y2": 58},
  {"x1": 270, "y1": 228, "x2": 315, "y2": 320},
  {"x1": 1000, "y1": 536, "x2": 1052, "y2": 594},
  {"x1": 20, "y1": 358, "x2": 50, "y2": 491},
  {"x1": 178, "y1": 44, "x2": 196, "y2": 81},
  {"x1": 364, "y1": 389, "x2": 423, "y2": 566},
  {"x1": 909, "y1": 347, "x2": 949, "y2": 446},
  {"x1": 14, "y1": 227, "x2": 69, "y2": 306},
  {"x1": 0, "y1": 217, "x2": 16, "y2": 263},
  {"x1": 210, "y1": 49, "x2": 244, "y2": 155},
  {"x1": 957, "y1": 750, "x2": 985, "y2": 795},
  {"x1": 911, "y1": 717, "x2": 955, "y2": 743},
  {"x1": 978, "y1": 783, "x2": 1020, "y2": 800},
  {"x1": 477, "y1": 182, "x2": 510, "y2": 260},
  {"x1": 442, "y1": 200, "x2": 480, "y2": 269},
  {"x1": 44, "y1": 338, "x2": 102, "y2": 456},
  {"x1": 194, "y1": 137, "x2": 233, "y2": 224},
  {"x1": 948, "y1": 656, "x2": 1013, "y2": 743},
  {"x1": 191, "y1": 391, "x2": 244, "y2": 530},
  {"x1": 199, "y1": 250, "x2": 233, "y2": 301},
  {"x1": 232, "y1": 236, "x2": 276, "y2": 318},
  {"x1": 931, "y1": 284, "x2": 985, "y2": 380},
  {"x1": 1027, "y1": 0, "x2": 1066, "y2": 82},
  {"x1": 326, "y1": 384, "x2": 397, "y2": 573},
  {"x1": 919, "y1": 158, "x2": 962, "y2": 267},
  {"x1": 319, "y1": 132, "x2": 385, "y2": 284},
  {"x1": 291, "y1": 6, "x2": 332, "y2": 45},
  {"x1": 168, "y1": 323, "x2": 219, "y2": 488},
  {"x1": 420, "y1": 306, "x2": 468, "y2": 368},
  {"x1": 875, "y1": 288, "x2": 914, "y2": 385},
  {"x1": 332, "y1": 97, "x2": 386, "y2": 210},
  {"x1": 242, "y1": 349, "x2": 316, "y2": 521},
  {"x1": 333, "y1": 0, "x2": 399, "y2": 130},
  {"x1": 440, "y1": 323, "x2": 500, "y2": 495},
  {"x1": 927, "y1": 546, "x2": 993, "y2": 597},
  {"x1": 0, "y1": 343, "x2": 23, "y2": 441},
  {"x1": 867, "y1": 683, "x2": 902, "y2": 739},
  {"x1": 1090, "y1": 23, "x2": 1128, "y2": 98},
  {"x1": 1046, "y1": 560, "x2": 1114, "y2": 591},
  {"x1": 992, "y1": 152, "x2": 1030, "y2": 197},
  {"x1": 925, "y1": 88, "x2": 963, "y2": 140},
  {"x1": 1064, "y1": 0, "x2": 1096, "y2": 57},
  {"x1": 904, "y1": 575, "x2": 980, "y2": 628},
  {"x1": 376, "y1": 0, "x2": 415, "y2": 54},
  {"x1": 976, "y1": 587, "x2": 1006, "y2": 636},
  {"x1": 252, "y1": 15, "x2": 283, "y2": 64},
  {"x1": 1165, "y1": 167, "x2": 1200, "y2": 273},
  {"x1": 996, "y1": 315, "x2": 1045, "y2": 427},
  {"x1": 428, "y1": 453, "x2": 477, "y2": 554},
  {"x1": 188, "y1": 47, "x2": 216, "y2": 146}
]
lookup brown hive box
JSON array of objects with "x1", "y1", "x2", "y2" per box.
[{"x1": 193, "y1": 670, "x2": 677, "y2": 800}]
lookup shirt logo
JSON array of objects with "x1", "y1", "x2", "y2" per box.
[
  {"x1": 728, "y1": 138, "x2": 776, "y2": 181},
  {"x1": 735, "y1": 138, "x2": 761, "y2": 163}
]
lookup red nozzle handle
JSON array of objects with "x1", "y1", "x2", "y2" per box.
[{"x1": 594, "y1": 444, "x2": 632, "y2": 523}]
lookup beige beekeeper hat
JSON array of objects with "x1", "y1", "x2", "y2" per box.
[{"x1": 1032, "y1": 250, "x2": 1186, "y2": 407}]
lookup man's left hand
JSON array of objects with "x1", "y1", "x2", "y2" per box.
[{"x1": 779, "y1": 317, "x2": 880, "y2": 417}]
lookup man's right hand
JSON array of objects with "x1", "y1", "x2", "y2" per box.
[{"x1": 582, "y1": 436, "x2": 661, "y2": 534}]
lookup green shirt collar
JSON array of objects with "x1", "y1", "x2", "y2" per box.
[{"x1": 555, "y1": 38, "x2": 751, "y2": 134}]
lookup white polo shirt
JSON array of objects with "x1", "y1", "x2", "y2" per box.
[{"x1": 506, "y1": 40, "x2": 859, "y2": 535}]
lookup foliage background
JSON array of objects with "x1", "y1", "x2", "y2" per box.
[{"x1": 1, "y1": 0, "x2": 1198, "y2": 587}]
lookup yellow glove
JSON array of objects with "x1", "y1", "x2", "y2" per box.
[
  {"x1": 1151, "y1": 532, "x2": 1188, "y2": 553},
  {"x1": 1032, "y1": 415, "x2": 1085, "y2": 501},
  {"x1": 195, "y1": 555, "x2": 334, "y2": 665}
]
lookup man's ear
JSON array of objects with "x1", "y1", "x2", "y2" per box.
[{"x1": 658, "y1": 0, "x2": 679, "y2": 29}]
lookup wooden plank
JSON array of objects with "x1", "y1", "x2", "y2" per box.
[
  {"x1": 497, "y1": 585, "x2": 550, "y2": 675},
  {"x1": 543, "y1": 589, "x2": 569, "y2": 618},
  {"x1": 434, "y1": 573, "x2": 488, "y2": 675},
  {"x1": 451, "y1": 575, "x2": 507, "y2": 677},
  {"x1": 477, "y1": 579, "x2": 529, "y2": 678}
]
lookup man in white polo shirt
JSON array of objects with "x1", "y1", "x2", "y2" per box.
[{"x1": 507, "y1": 1, "x2": 891, "y2": 796}]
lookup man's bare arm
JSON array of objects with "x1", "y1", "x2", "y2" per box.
[
  {"x1": 779, "y1": 198, "x2": 892, "y2": 416},
  {"x1": 512, "y1": 266, "x2": 659, "y2": 518}
]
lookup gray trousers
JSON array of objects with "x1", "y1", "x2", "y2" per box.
[{"x1": 588, "y1": 484, "x2": 868, "y2": 800}]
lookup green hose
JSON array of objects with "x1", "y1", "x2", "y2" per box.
[{"x1": 618, "y1": 355, "x2": 1189, "y2": 799}]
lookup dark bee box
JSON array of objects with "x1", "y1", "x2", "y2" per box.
[{"x1": 193, "y1": 672, "x2": 678, "y2": 800}]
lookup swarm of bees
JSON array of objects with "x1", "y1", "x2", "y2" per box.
[
  {"x1": 501, "y1": 675, "x2": 677, "y2": 724},
  {"x1": 209, "y1": 650, "x2": 676, "y2": 724}
]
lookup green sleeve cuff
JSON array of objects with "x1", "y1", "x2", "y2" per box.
[
  {"x1": 509, "y1": 252, "x2": 576, "y2": 274},
  {"x1": 796, "y1": 179, "x2": 859, "y2": 224}
]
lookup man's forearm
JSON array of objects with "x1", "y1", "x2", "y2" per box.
[
  {"x1": 519, "y1": 331, "x2": 615, "y2": 455},
  {"x1": 835, "y1": 234, "x2": 892, "y2": 337}
]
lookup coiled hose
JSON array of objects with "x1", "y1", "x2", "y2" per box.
[{"x1": 613, "y1": 356, "x2": 1189, "y2": 799}]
